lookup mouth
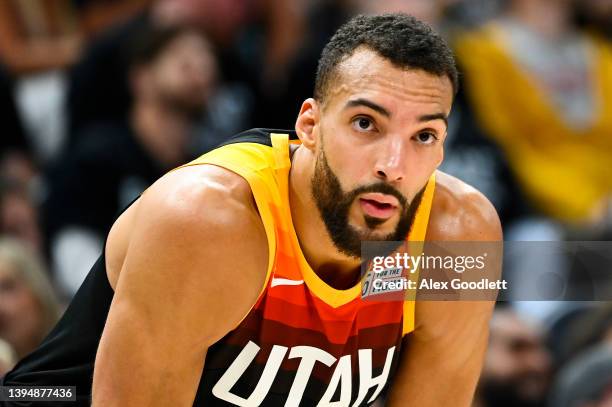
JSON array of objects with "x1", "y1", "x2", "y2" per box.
[{"x1": 358, "y1": 193, "x2": 400, "y2": 220}]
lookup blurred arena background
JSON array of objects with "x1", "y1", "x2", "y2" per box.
[{"x1": 0, "y1": 0, "x2": 611, "y2": 406}]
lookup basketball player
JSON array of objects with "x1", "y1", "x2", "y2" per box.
[{"x1": 1, "y1": 13, "x2": 502, "y2": 406}]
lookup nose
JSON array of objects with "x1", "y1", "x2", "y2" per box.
[{"x1": 373, "y1": 135, "x2": 406, "y2": 183}]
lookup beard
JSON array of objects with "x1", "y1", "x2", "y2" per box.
[
  {"x1": 159, "y1": 89, "x2": 207, "y2": 120},
  {"x1": 478, "y1": 377, "x2": 548, "y2": 407},
  {"x1": 311, "y1": 144, "x2": 426, "y2": 259}
]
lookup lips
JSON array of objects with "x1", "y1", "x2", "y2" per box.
[{"x1": 359, "y1": 193, "x2": 399, "y2": 220}]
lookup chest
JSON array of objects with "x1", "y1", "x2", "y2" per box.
[{"x1": 198, "y1": 286, "x2": 405, "y2": 406}]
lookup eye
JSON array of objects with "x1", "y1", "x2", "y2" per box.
[
  {"x1": 352, "y1": 117, "x2": 376, "y2": 132},
  {"x1": 415, "y1": 131, "x2": 438, "y2": 145}
]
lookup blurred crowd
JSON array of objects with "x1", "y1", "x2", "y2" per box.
[{"x1": 0, "y1": 0, "x2": 611, "y2": 405}]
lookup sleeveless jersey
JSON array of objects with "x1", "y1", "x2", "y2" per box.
[{"x1": 1, "y1": 129, "x2": 435, "y2": 406}]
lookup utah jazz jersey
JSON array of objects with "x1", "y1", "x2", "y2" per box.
[{"x1": 1, "y1": 129, "x2": 435, "y2": 406}]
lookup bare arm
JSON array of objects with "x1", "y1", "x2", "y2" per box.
[
  {"x1": 387, "y1": 173, "x2": 503, "y2": 406},
  {"x1": 92, "y1": 166, "x2": 268, "y2": 406}
]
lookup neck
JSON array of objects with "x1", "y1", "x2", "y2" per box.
[
  {"x1": 508, "y1": 0, "x2": 571, "y2": 40},
  {"x1": 131, "y1": 99, "x2": 190, "y2": 168},
  {"x1": 289, "y1": 146, "x2": 362, "y2": 289}
]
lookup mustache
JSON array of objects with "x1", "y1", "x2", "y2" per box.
[{"x1": 346, "y1": 182, "x2": 409, "y2": 209}]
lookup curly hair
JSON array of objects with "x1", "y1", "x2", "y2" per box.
[{"x1": 314, "y1": 13, "x2": 458, "y2": 102}]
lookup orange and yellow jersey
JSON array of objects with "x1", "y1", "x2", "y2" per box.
[{"x1": 183, "y1": 128, "x2": 436, "y2": 406}]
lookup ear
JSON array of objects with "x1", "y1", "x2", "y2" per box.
[{"x1": 295, "y1": 98, "x2": 320, "y2": 150}]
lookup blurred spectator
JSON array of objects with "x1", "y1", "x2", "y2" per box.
[
  {"x1": 66, "y1": 0, "x2": 300, "y2": 148},
  {"x1": 0, "y1": 180, "x2": 43, "y2": 257},
  {"x1": 550, "y1": 344, "x2": 612, "y2": 407},
  {"x1": 44, "y1": 23, "x2": 216, "y2": 297},
  {"x1": 0, "y1": 338, "x2": 17, "y2": 378},
  {"x1": 0, "y1": 0, "x2": 156, "y2": 164},
  {"x1": 453, "y1": 0, "x2": 612, "y2": 325},
  {"x1": 0, "y1": 238, "x2": 61, "y2": 359},
  {"x1": 475, "y1": 308, "x2": 552, "y2": 407},
  {"x1": 454, "y1": 0, "x2": 612, "y2": 228}
]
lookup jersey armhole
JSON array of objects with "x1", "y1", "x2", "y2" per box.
[
  {"x1": 402, "y1": 301, "x2": 416, "y2": 335},
  {"x1": 402, "y1": 173, "x2": 437, "y2": 336},
  {"x1": 231, "y1": 167, "x2": 277, "y2": 329},
  {"x1": 173, "y1": 160, "x2": 277, "y2": 331}
]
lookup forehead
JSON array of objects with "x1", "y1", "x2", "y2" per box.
[
  {"x1": 157, "y1": 32, "x2": 210, "y2": 61},
  {"x1": 325, "y1": 48, "x2": 453, "y2": 115}
]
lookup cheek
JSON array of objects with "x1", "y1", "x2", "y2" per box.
[
  {"x1": 154, "y1": 60, "x2": 184, "y2": 92},
  {"x1": 322, "y1": 138, "x2": 373, "y2": 187},
  {"x1": 402, "y1": 147, "x2": 441, "y2": 191},
  {"x1": 320, "y1": 127, "x2": 378, "y2": 180}
]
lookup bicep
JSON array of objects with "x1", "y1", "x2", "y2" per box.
[{"x1": 92, "y1": 172, "x2": 268, "y2": 406}]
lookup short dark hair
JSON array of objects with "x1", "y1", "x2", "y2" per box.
[
  {"x1": 126, "y1": 23, "x2": 202, "y2": 69},
  {"x1": 314, "y1": 13, "x2": 458, "y2": 102}
]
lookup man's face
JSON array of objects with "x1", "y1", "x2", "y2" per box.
[
  {"x1": 480, "y1": 312, "x2": 552, "y2": 407},
  {"x1": 307, "y1": 48, "x2": 453, "y2": 257},
  {"x1": 147, "y1": 31, "x2": 217, "y2": 116}
]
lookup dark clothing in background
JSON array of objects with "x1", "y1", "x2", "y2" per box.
[
  {"x1": 251, "y1": 1, "x2": 351, "y2": 129},
  {"x1": 66, "y1": 13, "x2": 147, "y2": 146},
  {"x1": 0, "y1": 64, "x2": 30, "y2": 157},
  {"x1": 43, "y1": 121, "x2": 164, "y2": 241},
  {"x1": 441, "y1": 84, "x2": 530, "y2": 226}
]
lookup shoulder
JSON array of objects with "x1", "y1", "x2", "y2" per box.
[
  {"x1": 106, "y1": 164, "x2": 268, "y2": 340},
  {"x1": 127, "y1": 163, "x2": 266, "y2": 266},
  {"x1": 138, "y1": 163, "x2": 258, "y2": 225},
  {"x1": 427, "y1": 170, "x2": 502, "y2": 241},
  {"x1": 107, "y1": 159, "x2": 265, "y2": 256}
]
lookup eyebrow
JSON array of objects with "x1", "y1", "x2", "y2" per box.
[
  {"x1": 345, "y1": 98, "x2": 391, "y2": 117},
  {"x1": 419, "y1": 113, "x2": 448, "y2": 127},
  {"x1": 345, "y1": 98, "x2": 448, "y2": 127}
]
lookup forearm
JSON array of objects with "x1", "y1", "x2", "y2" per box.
[{"x1": 92, "y1": 310, "x2": 206, "y2": 406}]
